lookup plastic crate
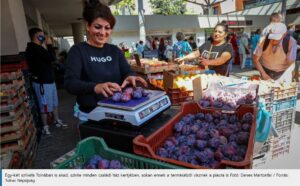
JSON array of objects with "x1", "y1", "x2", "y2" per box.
[
  {"x1": 272, "y1": 96, "x2": 297, "y2": 113},
  {"x1": 271, "y1": 108, "x2": 295, "y2": 133},
  {"x1": 133, "y1": 102, "x2": 256, "y2": 169},
  {"x1": 271, "y1": 131, "x2": 291, "y2": 159},
  {"x1": 273, "y1": 84, "x2": 298, "y2": 101},
  {"x1": 258, "y1": 91, "x2": 273, "y2": 113},
  {"x1": 167, "y1": 88, "x2": 193, "y2": 105},
  {"x1": 52, "y1": 137, "x2": 183, "y2": 169}
]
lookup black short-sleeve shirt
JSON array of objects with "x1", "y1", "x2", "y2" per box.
[{"x1": 199, "y1": 42, "x2": 233, "y2": 76}]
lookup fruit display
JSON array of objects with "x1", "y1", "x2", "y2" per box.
[
  {"x1": 130, "y1": 59, "x2": 178, "y2": 74},
  {"x1": 173, "y1": 74, "x2": 200, "y2": 91},
  {"x1": 111, "y1": 87, "x2": 149, "y2": 102},
  {"x1": 82, "y1": 155, "x2": 125, "y2": 169},
  {"x1": 179, "y1": 64, "x2": 204, "y2": 74},
  {"x1": 149, "y1": 78, "x2": 164, "y2": 90},
  {"x1": 199, "y1": 82, "x2": 257, "y2": 110},
  {"x1": 156, "y1": 111, "x2": 254, "y2": 168}
]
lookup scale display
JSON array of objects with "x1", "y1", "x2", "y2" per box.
[{"x1": 88, "y1": 94, "x2": 171, "y2": 126}]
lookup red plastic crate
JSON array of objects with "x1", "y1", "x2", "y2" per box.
[
  {"x1": 167, "y1": 88, "x2": 194, "y2": 106},
  {"x1": 133, "y1": 102, "x2": 257, "y2": 169}
]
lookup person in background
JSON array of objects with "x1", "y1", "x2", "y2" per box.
[
  {"x1": 262, "y1": 12, "x2": 283, "y2": 36},
  {"x1": 25, "y1": 28, "x2": 67, "y2": 135},
  {"x1": 164, "y1": 40, "x2": 173, "y2": 62},
  {"x1": 288, "y1": 23, "x2": 300, "y2": 82},
  {"x1": 152, "y1": 37, "x2": 159, "y2": 50},
  {"x1": 65, "y1": 0, "x2": 147, "y2": 123},
  {"x1": 229, "y1": 33, "x2": 240, "y2": 65},
  {"x1": 144, "y1": 36, "x2": 153, "y2": 51},
  {"x1": 173, "y1": 32, "x2": 193, "y2": 60},
  {"x1": 188, "y1": 36, "x2": 197, "y2": 50},
  {"x1": 136, "y1": 40, "x2": 144, "y2": 58},
  {"x1": 239, "y1": 33, "x2": 250, "y2": 69},
  {"x1": 175, "y1": 23, "x2": 233, "y2": 76},
  {"x1": 251, "y1": 29, "x2": 261, "y2": 55},
  {"x1": 253, "y1": 23, "x2": 297, "y2": 83},
  {"x1": 158, "y1": 38, "x2": 166, "y2": 61}
]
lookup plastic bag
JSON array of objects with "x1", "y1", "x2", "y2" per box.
[{"x1": 199, "y1": 81, "x2": 258, "y2": 110}]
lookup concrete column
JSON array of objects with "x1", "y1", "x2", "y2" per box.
[
  {"x1": 72, "y1": 22, "x2": 85, "y2": 44},
  {"x1": 35, "y1": 8, "x2": 43, "y2": 29},
  {"x1": 138, "y1": 0, "x2": 146, "y2": 43},
  {"x1": 1, "y1": 0, "x2": 29, "y2": 55}
]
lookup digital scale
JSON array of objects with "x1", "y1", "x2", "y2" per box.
[{"x1": 88, "y1": 90, "x2": 171, "y2": 126}]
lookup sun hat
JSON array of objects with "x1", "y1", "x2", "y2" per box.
[{"x1": 268, "y1": 23, "x2": 287, "y2": 40}]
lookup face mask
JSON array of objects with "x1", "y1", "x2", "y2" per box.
[{"x1": 37, "y1": 35, "x2": 45, "y2": 42}]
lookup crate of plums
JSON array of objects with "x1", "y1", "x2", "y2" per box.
[
  {"x1": 52, "y1": 137, "x2": 183, "y2": 169},
  {"x1": 133, "y1": 102, "x2": 256, "y2": 169}
]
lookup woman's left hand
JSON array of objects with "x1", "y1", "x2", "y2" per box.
[
  {"x1": 121, "y1": 76, "x2": 148, "y2": 88},
  {"x1": 198, "y1": 57, "x2": 210, "y2": 66}
]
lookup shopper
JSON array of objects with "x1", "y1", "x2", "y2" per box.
[
  {"x1": 253, "y1": 23, "x2": 297, "y2": 82},
  {"x1": 158, "y1": 38, "x2": 166, "y2": 61},
  {"x1": 251, "y1": 29, "x2": 261, "y2": 55},
  {"x1": 136, "y1": 40, "x2": 144, "y2": 58},
  {"x1": 144, "y1": 36, "x2": 153, "y2": 51},
  {"x1": 164, "y1": 40, "x2": 173, "y2": 62},
  {"x1": 25, "y1": 28, "x2": 67, "y2": 135},
  {"x1": 262, "y1": 12, "x2": 283, "y2": 36},
  {"x1": 64, "y1": 0, "x2": 147, "y2": 123},
  {"x1": 173, "y1": 32, "x2": 192, "y2": 59},
  {"x1": 229, "y1": 33, "x2": 240, "y2": 65},
  {"x1": 188, "y1": 36, "x2": 197, "y2": 50},
  {"x1": 175, "y1": 23, "x2": 233, "y2": 76},
  {"x1": 239, "y1": 33, "x2": 250, "y2": 69}
]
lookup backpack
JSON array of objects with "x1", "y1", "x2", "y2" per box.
[{"x1": 262, "y1": 33, "x2": 290, "y2": 54}]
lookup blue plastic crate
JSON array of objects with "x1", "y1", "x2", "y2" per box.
[{"x1": 272, "y1": 96, "x2": 297, "y2": 113}]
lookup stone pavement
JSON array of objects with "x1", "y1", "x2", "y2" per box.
[
  {"x1": 32, "y1": 90, "x2": 80, "y2": 169},
  {"x1": 32, "y1": 65, "x2": 299, "y2": 168}
]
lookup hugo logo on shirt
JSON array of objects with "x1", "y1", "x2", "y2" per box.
[{"x1": 90, "y1": 56, "x2": 112, "y2": 63}]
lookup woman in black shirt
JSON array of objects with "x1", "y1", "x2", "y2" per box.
[
  {"x1": 65, "y1": 0, "x2": 147, "y2": 120},
  {"x1": 176, "y1": 23, "x2": 233, "y2": 76}
]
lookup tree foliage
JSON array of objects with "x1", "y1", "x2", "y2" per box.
[
  {"x1": 149, "y1": 0, "x2": 187, "y2": 15},
  {"x1": 114, "y1": 0, "x2": 136, "y2": 14}
]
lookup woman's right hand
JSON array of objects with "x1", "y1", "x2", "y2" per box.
[
  {"x1": 174, "y1": 57, "x2": 185, "y2": 65},
  {"x1": 94, "y1": 82, "x2": 121, "y2": 97}
]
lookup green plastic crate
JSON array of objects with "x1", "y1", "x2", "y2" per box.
[{"x1": 53, "y1": 137, "x2": 183, "y2": 169}]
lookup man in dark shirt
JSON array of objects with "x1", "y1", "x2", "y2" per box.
[{"x1": 25, "y1": 27, "x2": 67, "y2": 135}]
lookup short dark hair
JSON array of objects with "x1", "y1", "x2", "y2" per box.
[
  {"x1": 83, "y1": 0, "x2": 116, "y2": 28},
  {"x1": 176, "y1": 32, "x2": 185, "y2": 41},
  {"x1": 189, "y1": 36, "x2": 194, "y2": 41},
  {"x1": 214, "y1": 22, "x2": 229, "y2": 33},
  {"x1": 255, "y1": 29, "x2": 261, "y2": 34},
  {"x1": 28, "y1": 27, "x2": 43, "y2": 40}
]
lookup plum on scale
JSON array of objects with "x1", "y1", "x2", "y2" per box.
[{"x1": 111, "y1": 87, "x2": 149, "y2": 103}]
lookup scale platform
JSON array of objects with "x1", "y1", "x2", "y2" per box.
[{"x1": 88, "y1": 90, "x2": 171, "y2": 126}]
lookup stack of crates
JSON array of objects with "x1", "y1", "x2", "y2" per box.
[
  {"x1": 253, "y1": 83, "x2": 298, "y2": 168},
  {"x1": 270, "y1": 84, "x2": 297, "y2": 159},
  {"x1": 0, "y1": 69, "x2": 37, "y2": 168},
  {"x1": 253, "y1": 89, "x2": 274, "y2": 168}
]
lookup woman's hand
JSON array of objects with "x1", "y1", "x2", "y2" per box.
[
  {"x1": 198, "y1": 57, "x2": 211, "y2": 66},
  {"x1": 121, "y1": 76, "x2": 148, "y2": 88},
  {"x1": 174, "y1": 57, "x2": 185, "y2": 65},
  {"x1": 94, "y1": 82, "x2": 121, "y2": 97}
]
